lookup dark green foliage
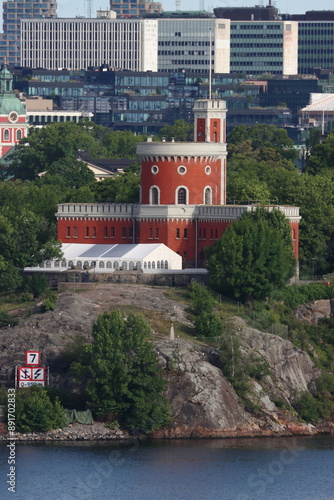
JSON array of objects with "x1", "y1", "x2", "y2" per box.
[
  {"x1": 71, "y1": 310, "x2": 171, "y2": 433},
  {"x1": 0, "y1": 311, "x2": 18, "y2": 328},
  {"x1": 293, "y1": 390, "x2": 334, "y2": 423},
  {"x1": 42, "y1": 292, "x2": 58, "y2": 312},
  {"x1": 195, "y1": 311, "x2": 223, "y2": 338},
  {"x1": 23, "y1": 274, "x2": 49, "y2": 298},
  {"x1": 158, "y1": 119, "x2": 193, "y2": 142},
  {"x1": 206, "y1": 208, "x2": 295, "y2": 302},
  {"x1": 7, "y1": 122, "x2": 105, "y2": 180},
  {"x1": 0, "y1": 259, "x2": 22, "y2": 292},
  {"x1": 306, "y1": 131, "x2": 334, "y2": 175},
  {"x1": 89, "y1": 171, "x2": 140, "y2": 203},
  {"x1": 45, "y1": 386, "x2": 87, "y2": 411},
  {"x1": 43, "y1": 159, "x2": 96, "y2": 188},
  {"x1": 293, "y1": 392, "x2": 320, "y2": 422},
  {"x1": 10, "y1": 387, "x2": 66, "y2": 433},
  {"x1": 188, "y1": 280, "x2": 215, "y2": 315},
  {"x1": 246, "y1": 354, "x2": 271, "y2": 381},
  {"x1": 274, "y1": 283, "x2": 334, "y2": 311}
]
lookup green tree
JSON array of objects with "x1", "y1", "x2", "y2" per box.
[
  {"x1": 89, "y1": 172, "x2": 140, "y2": 203},
  {"x1": 43, "y1": 159, "x2": 96, "y2": 188},
  {"x1": 7, "y1": 122, "x2": 106, "y2": 180},
  {"x1": 11, "y1": 387, "x2": 66, "y2": 433},
  {"x1": 100, "y1": 130, "x2": 147, "y2": 158},
  {"x1": 72, "y1": 310, "x2": 171, "y2": 433},
  {"x1": 306, "y1": 131, "x2": 334, "y2": 175},
  {"x1": 158, "y1": 119, "x2": 193, "y2": 142},
  {"x1": 228, "y1": 124, "x2": 297, "y2": 163},
  {"x1": 206, "y1": 208, "x2": 296, "y2": 302}
]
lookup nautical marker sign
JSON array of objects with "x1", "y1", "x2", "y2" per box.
[{"x1": 17, "y1": 351, "x2": 46, "y2": 388}]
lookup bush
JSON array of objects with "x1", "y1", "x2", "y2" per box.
[
  {"x1": 188, "y1": 281, "x2": 215, "y2": 315},
  {"x1": 23, "y1": 274, "x2": 48, "y2": 297},
  {"x1": 195, "y1": 311, "x2": 223, "y2": 338},
  {"x1": 42, "y1": 292, "x2": 58, "y2": 312},
  {"x1": 8, "y1": 387, "x2": 66, "y2": 433},
  {"x1": 0, "y1": 312, "x2": 18, "y2": 328},
  {"x1": 293, "y1": 391, "x2": 320, "y2": 422}
]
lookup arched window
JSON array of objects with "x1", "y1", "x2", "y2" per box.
[
  {"x1": 122, "y1": 261, "x2": 127, "y2": 270},
  {"x1": 77, "y1": 261, "x2": 82, "y2": 269},
  {"x1": 177, "y1": 187, "x2": 187, "y2": 204},
  {"x1": 165, "y1": 260, "x2": 168, "y2": 269},
  {"x1": 16, "y1": 130, "x2": 22, "y2": 141},
  {"x1": 4, "y1": 129, "x2": 9, "y2": 141},
  {"x1": 99, "y1": 261, "x2": 105, "y2": 268},
  {"x1": 144, "y1": 262, "x2": 147, "y2": 269},
  {"x1": 113, "y1": 261, "x2": 119, "y2": 270},
  {"x1": 129, "y1": 261, "x2": 134, "y2": 270},
  {"x1": 148, "y1": 261, "x2": 151, "y2": 269},
  {"x1": 152, "y1": 261, "x2": 155, "y2": 269},
  {"x1": 204, "y1": 187, "x2": 212, "y2": 205},
  {"x1": 136, "y1": 261, "x2": 141, "y2": 270},
  {"x1": 150, "y1": 186, "x2": 160, "y2": 205},
  {"x1": 106, "y1": 261, "x2": 112, "y2": 268},
  {"x1": 157, "y1": 261, "x2": 160, "y2": 269}
]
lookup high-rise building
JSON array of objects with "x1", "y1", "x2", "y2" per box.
[
  {"x1": 109, "y1": 0, "x2": 162, "y2": 18},
  {"x1": 21, "y1": 16, "x2": 158, "y2": 71},
  {"x1": 0, "y1": 0, "x2": 57, "y2": 66}
]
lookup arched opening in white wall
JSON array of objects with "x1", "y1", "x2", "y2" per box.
[
  {"x1": 150, "y1": 185, "x2": 160, "y2": 205},
  {"x1": 204, "y1": 186, "x2": 212, "y2": 205},
  {"x1": 176, "y1": 186, "x2": 188, "y2": 205}
]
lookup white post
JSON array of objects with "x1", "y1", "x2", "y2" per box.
[{"x1": 170, "y1": 323, "x2": 175, "y2": 341}]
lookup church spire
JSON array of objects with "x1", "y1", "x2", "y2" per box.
[{"x1": 0, "y1": 63, "x2": 14, "y2": 95}]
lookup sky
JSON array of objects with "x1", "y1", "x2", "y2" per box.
[{"x1": 56, "y1": 0, "x2": 334, "y2": 19}]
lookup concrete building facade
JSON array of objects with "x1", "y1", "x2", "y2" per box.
[
  {"x1": 0, "y1": 0, "x2": 57, "y2": 66},
  {"x1": 20, "y1": 16, "x2": 158, "y2": 71}
]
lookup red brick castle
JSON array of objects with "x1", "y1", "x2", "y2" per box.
[{"x1": 57, "y1": 99, "x2": 300, "y2": 267}]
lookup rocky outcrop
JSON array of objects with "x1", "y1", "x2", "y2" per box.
[
  {"x1": 294, "y1": 299, "x2": 334, "y2": 324},
  {"x1": 0, "y1": 285, "x2": 331, "y2": 440},
  {"x1": 234, "y1": 317, "x2": 320, "y2": 401},
  {"x1": 152, "y1": 329, "x2": 320, "y2": 439}
]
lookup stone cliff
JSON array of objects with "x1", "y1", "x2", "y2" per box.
[{"x1": 0, "y1": 284, "x2": 332, "y2": 439}]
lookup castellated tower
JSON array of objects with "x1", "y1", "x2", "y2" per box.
[{"x1": 137, "y1": 99, "x2": 227, "y2": 206}]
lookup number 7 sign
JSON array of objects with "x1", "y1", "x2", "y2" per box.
[{"x1": 25, "y1": 351, "x2": 41, "y2": 366}]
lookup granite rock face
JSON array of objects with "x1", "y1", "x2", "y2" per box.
[
  {"x1": 152, "y1": 327, "x2": 319, "y2": 439},
  {"x1": 295, "y1": 299, "x2": 334, "y2": 324}
]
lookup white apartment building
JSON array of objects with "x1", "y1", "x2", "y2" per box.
[
  {"x1": 20, "y1": 15, "x2": 158, "y2": 71},
  {"x1": 20, "y1": 13, "x2": 299, "y2": 76}
]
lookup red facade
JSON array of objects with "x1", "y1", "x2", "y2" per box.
[{"x1": 57, "y1": 99, "x2": 300, "y2": 268}]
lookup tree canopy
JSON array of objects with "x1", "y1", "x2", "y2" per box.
[
  {"x1": 158, "y1": 119, "x2": 193, "y2": 142},
  {"x1": 71, "y1": 310, "x2": 171, "y2": 433},
  {"x1": 206, "y1": 208, "x2": 296, "y2": 302}
]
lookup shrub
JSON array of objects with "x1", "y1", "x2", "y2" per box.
[
  {"x1": 293, "y1": 391, "x2": 320, "y2": 422},
  {"x1": 9, "y1": 387, "x2": 66, "y2": 433},
  {"x1": 42, "y1": 292, "x2": 58, "y2": 312},
  {"x1": 195, "y1": 311, "x2": 223, "y2": 338}
]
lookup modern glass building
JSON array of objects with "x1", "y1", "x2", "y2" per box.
[
  {"x1": 298, "y1": 22, "x2": 334, "y2": 74},
  {"x1": 229, "y1": 21, "x2": 298, "y2": 76}
]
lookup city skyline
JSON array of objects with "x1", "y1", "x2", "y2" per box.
[{"x1": 55, "y1": 0, "x2": 334, "y2": 19}]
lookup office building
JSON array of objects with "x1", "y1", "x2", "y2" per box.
[
  {"x1": 109, "y1": 0, "x2": 162, "y2": 17},
  {"x1": 0, "y1": 0, "x2": 57, "y2": 66},
  {"x1": 20, "y1": 15, "x2": 158, "y2": 71}
]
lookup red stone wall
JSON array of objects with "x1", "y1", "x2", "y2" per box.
[{"x1": 141, "y1": 157, "x2": 222, "y2": 206}]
